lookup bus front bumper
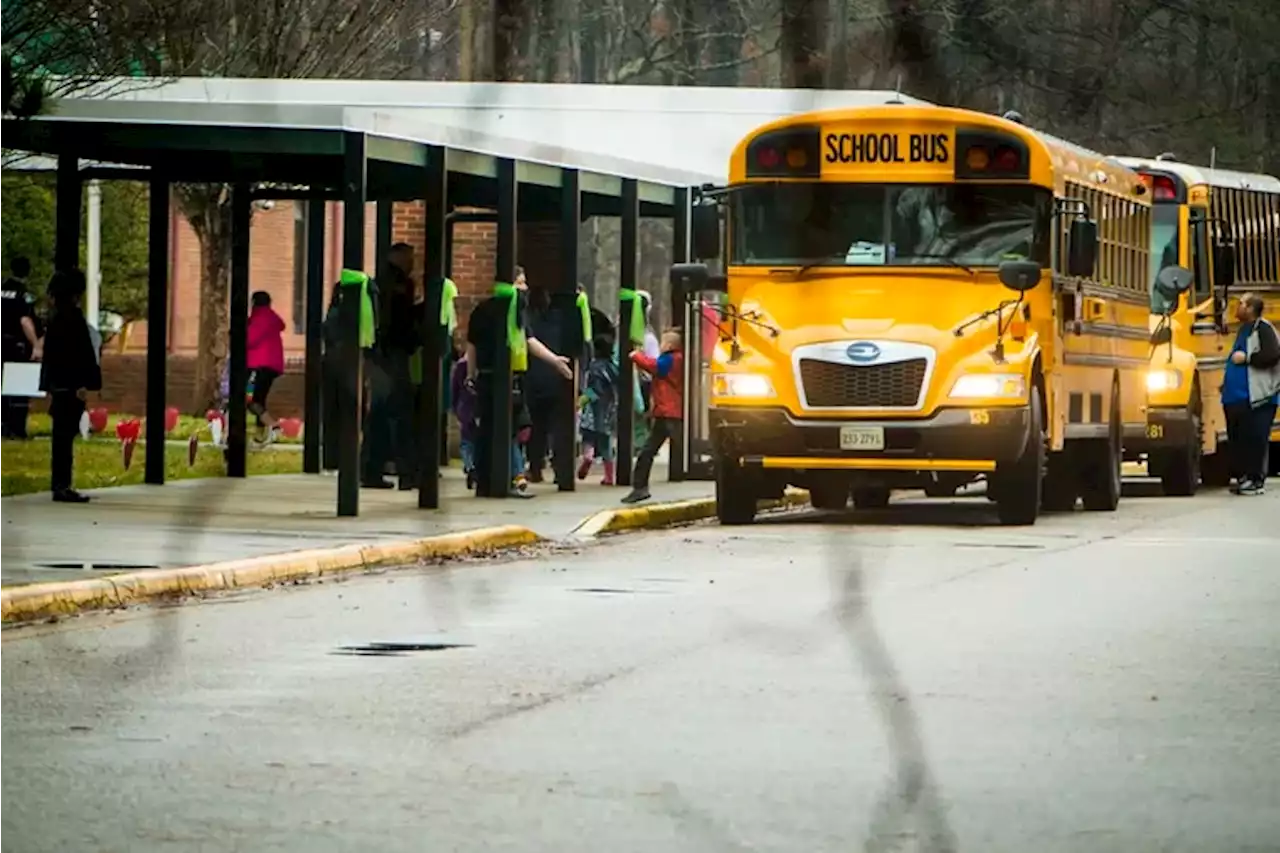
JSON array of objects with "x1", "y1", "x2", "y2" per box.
[
  {"x1": 709, "y1": 405, "x2": 1030, "y2": 473},
  {"x1": 1128, "y1": 406, "x2": 1197, "y2": 455}
]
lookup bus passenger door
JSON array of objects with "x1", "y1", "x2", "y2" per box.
[{"x1": 677, "y1": 288, "x2": 723, "y2": 481}]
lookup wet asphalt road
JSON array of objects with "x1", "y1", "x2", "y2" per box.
[{"x1": 3, "y1": 487, "x2": 1279, "y2": 853}]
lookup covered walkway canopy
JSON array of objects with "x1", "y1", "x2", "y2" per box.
[{"x1": 1, "y1": 77, "x2": 924, "y2": 517}]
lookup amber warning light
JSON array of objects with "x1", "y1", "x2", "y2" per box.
[{"x1": 746, "y1": 127, "x2": 821, "y2": 178}]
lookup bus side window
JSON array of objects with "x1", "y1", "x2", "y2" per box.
[{"x1": 1188, "y1": 207, "x2": 1212, "y2": 308}]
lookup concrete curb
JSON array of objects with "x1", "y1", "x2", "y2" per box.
[
  {"x1": 570, "y1": 488, "x2": 811, "y2": 538},
  {"x1": 2, "y1": 489, "x2": 812, "y2": 624},
  {"x1": 1, "y1": 525, "x2": 539, "y2": 624}
]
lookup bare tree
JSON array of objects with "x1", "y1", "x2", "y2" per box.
[{"x1": 154, "y1": 0, "x2": 452, "y2": 411}]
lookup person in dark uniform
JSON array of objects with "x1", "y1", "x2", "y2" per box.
[
  {"x1": 465, "y1": 267, "x2": 572, "y2": 498},
  {"x1": 2, "y1": 256, "x2": 43, "y2": 439},
  {"x1": 39, "y1": 269, "x2": 102, "y2": 502},
  {"x1": 523, "y1": 280, "x2": 562, "y2": 483},
  {"x1": 363, "y1": 243, "x2": 419, "y2": 489}
]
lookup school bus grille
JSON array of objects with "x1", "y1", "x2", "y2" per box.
[{"x1": 798, "y1": 358, "x2": 927, "y2": 408}]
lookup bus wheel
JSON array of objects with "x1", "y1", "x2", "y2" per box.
[
  {"x1": 809, "y1": 481, "x2": 850, "y2": 511},
  {"x1": 1152, "y1": 411, "x2": 1201, "y2": 497},
  {"x1": 1080, "y1": 384, "x2": 1122, "y2": 512},
  {"x1": 1041, "y1": 450, "x2": 1078, "y2": 511},
  {"x1": 852, "y1": 486, "x2": 891, "y2": 509},
  {"x1": 715, "y1": 455, "x2": 757, "y2": 526},
  {"x1": 1269, "y1": 442, "x2": 1279, "y2": 477},
  {"x1": 995, "y1": 386, "x2": 1044, "y2": 526}
]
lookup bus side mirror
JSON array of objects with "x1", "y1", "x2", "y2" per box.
[
  {"x1": 1156, "y1": 265, "x2": 1193, "y2": 295},
  {"x1": 1149, "y1": 325, "x2": 1173, "y2": 347},
  {"x1": 1214, "y1": 243, "x2": 1236, "y2": 292},
  {"x1": 691, "y1": 203, "x2": 721, "y2": 261},
  {"x1": 670, "y1": 263, "x2": 727, "y2": 298},
  {"x1": 997, "y1": 260, "x2": 1042, "y2": 292},
  {"x1": 1067, "y1": 218, "x2": 1098, "y2": 278}
]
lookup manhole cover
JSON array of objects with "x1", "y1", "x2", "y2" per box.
[
  {"x1": 331, "y1": 642, "x2": 473, "y2": 657},
  {"x1": 34, "y1": 562, "x2": 160, "y2": 571}
]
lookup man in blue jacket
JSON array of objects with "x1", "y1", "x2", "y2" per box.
[{"x1": 1222, "y1": 292, "x2": 1280, "y2": 495}]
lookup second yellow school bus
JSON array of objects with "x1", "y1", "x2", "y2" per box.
[
  {"x1": 1112, "y1": 155, "x2": 1280, "y2": 488},
  {"x1": 674, "y1": 105, "x2": 1174, "y2": 525}
]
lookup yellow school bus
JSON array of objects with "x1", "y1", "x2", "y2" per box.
[
  {"x1": 673, "y1": 105, "x2": 1171, "y2": 525},
  {"x1": 1112, "y1": 156, "x2": 1280, "y2": 487}
]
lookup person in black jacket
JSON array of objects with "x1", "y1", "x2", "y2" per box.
[{"x1": 39, "y1": 269, "x2": 102, "y2": 503}]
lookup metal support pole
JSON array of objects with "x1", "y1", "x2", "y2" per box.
[
  {"x1": 86, "y1": 180, "x2": 102, "y2": 328},
  {"x1": 337, "y1": 132, "x2": 367, "y2": 516},
  {"x1": 144, "y1": 180, "x2": 170, "y2": 485},
  {"x1": 376, "y1": 200, "x2": 393, "y2": 274},
  {"x1": 303, "y1": 198, "x2": 326, "y2": 474},
  {"x1": 669, "y1": 187, "x2": 690, "y2": 483},
  {"x1": 227, "y1": 182, "x2": 252, "y2": 478},
  {"x1": 478, "y1": 157, "x2": 517, "y2": 498},
  {"x1": 418, "y1": 145, "x2": 448, "y2": 509},
  {"x1": 616, "y1": 178, "x2": 639, "y2": 486},
  {"x1": 54, "y1": 154, "x2": 81, "y2": 272},
  {"x1": 554, "y1": 168, "x2": 583, "y2": 491}
]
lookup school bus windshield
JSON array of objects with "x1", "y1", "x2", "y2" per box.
[{"x1": 729, "y1": 183, "x2": 1053, "y2": 268}]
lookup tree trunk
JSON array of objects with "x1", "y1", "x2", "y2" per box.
[
  {"x1": 780, "y1": 0, "x2": 823, "y2": 89},
  {"x1": 179, "y1": 185, "x2": 235, "y2": 413}
]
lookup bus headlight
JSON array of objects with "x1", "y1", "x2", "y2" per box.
[
  {"x1": 949, "y1": 374, "x2": 1026, "y2": 399},
  {"x1": 713, "y1": 373, "x2": 776, "y2": 398},
  {"x1": 1146, "y1": 369, "x2": 1182, "y2": 392}
]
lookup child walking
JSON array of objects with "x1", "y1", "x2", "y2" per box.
[
  {"x1": 449, "y1": 338, "x2": 479, "y2": 489},
  {"x1": 578, "y1": 335, "x2": 619, "y2": 485},
  {"x1": 246, "y1": 291, "x2": 286, "y2": 445},
  {"x1": 621, "y1": 328, "x2": 683, "y2": 504}
]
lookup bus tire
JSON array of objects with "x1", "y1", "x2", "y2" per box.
[
  {"x1": 1080, "y1": 381, "x2": 1122, "y2": 512},
  {"x1": 852, "y1": 486, "x2": 891, "y2": 509},
  {"x1": 715, "y1": 455, "x2": 757, "y2": 526},
  {"x1": 1152, "y1": 410, "x2": 1201, "y2": 497},
  {"x1": 809, "y1": 481, "x2": 850, "y2": 511},
  {"x1": 1269, "y1": 442, "x2": 1279, "y2": 478},
  {"x1": 995, "y1": 386, "x2": 1044, "y2": 526}
]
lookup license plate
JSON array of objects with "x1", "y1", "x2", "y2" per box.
[{"x1": 839, "y1": 426, "x2": 885, "y2": 451}]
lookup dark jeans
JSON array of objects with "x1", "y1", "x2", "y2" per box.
[
  {"x1": 633, "y1": 417, "x2": 679, "y2": 491},
  {"x1": 526, "y1": 393, "x2": 557, "y2": 478},
  {"x1": 49, "y1": 391, "x2": 85, "y2": 492},
  {"x1": 321, "y1": 358, "x2": 341, "y2": 471},
  {"x1": 1225, "y1": 401, "x2": 1277, "y2": 484},
  {"x1": 361, "y1": 354, "x2": 395, "y2": 482}
]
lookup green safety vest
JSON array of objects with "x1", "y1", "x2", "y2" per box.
[
  {"x1": 575, "y1": 290, "x2": 592, "y2": 346},
  {"x1": 338, "y1": 268, "x2": 375, "y2": 349},
  {"x1": 493, "y1": 282, "x2": 529, "y2": 373},
  {"x1": 618, "y1": 288, "x2": 646, "y2": 345}
]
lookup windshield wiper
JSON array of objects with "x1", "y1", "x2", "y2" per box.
[
  {"x1": 769, "y1": 254, "x2": 849, "y2": 276},
  {"x1": 903, "y1": 253, "x2": 975, "y2": 274}
]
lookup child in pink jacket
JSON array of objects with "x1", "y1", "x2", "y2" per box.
[{"x1": 246, "y1": 291, "x2": 286, "y2": 443}]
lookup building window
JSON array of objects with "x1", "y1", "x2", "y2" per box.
[{"x1": 292, "y1": 203, "x2": 306, "y2": 334}]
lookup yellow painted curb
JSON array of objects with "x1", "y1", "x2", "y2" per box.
[
  {"x1": 571, "y1": 488, "x2": 810, "y2": 537},
  {"x1": 1, "y1": 525, "x2": 539, "y2": 624}
]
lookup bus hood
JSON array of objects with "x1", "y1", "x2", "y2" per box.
[{"x1": 734, "y1": 274, "x2": 1027, "y2": 354}]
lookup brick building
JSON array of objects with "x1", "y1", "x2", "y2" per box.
[{"x1": 99, "y1": 198, "x2": 584, "y2": 417}]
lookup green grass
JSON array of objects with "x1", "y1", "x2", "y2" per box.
[
  {"x1": 22, "y1": 412, "x2": 304, "y2": 444},
  {"x1": 1, "y1": 438, "x2": 303, "y2": 497}
]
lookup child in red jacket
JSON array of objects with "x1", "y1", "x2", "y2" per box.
[{"x1": 621, "y1": 327, "x2": 683, "y2": 504}]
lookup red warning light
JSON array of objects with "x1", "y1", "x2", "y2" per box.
[{"x1": 757, "y1": 147, "x2": 780, "y2": 169}]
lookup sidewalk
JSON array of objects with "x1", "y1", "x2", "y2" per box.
[{"x1": 1, "y1": 455, "x2": 708, "y2": 588}]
